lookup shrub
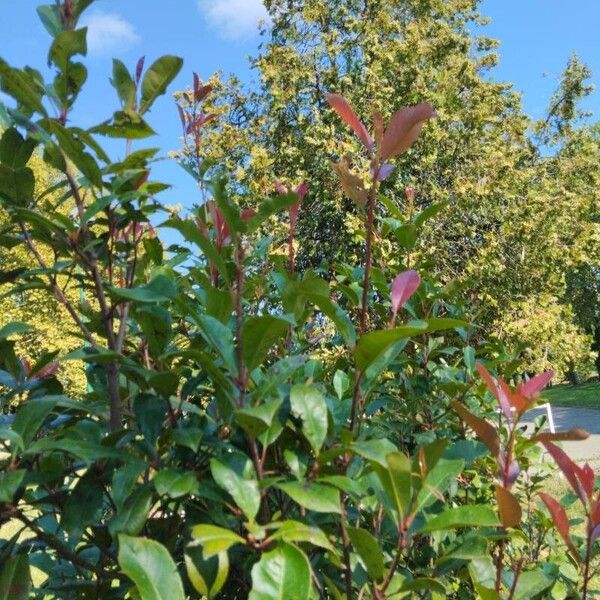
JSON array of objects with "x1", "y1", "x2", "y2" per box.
[{"x1": 0, "y1": 2, "x2": 596, "y2": 598}]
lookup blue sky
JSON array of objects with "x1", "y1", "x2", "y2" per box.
[{"x1": 1, "y1": 0, "x2": 599, "y2": 212}]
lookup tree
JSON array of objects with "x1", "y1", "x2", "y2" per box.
[
  {"x1": 0, "y1": 153, "x2": 86, "y2": 397},
  {"x1": 179, "y1": 1, "x2": 600, "y2": 378}
]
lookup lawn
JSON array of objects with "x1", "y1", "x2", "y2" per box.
[{"x1": 543, "y1": 381, "x2": 600, "y2": 409}]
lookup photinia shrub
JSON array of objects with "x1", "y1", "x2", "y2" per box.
[{"x1": 0, "y1": 2, "x2": 596, "y2": 599}]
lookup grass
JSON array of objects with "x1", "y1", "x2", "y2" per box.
[{"x1": 543, "y1": 381, "x2": 600, "y2": 409}]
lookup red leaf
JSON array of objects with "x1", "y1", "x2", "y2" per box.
[
  {"x1": 294, "y1": 182, "x2": 309, "y2": 201},
  {"x1": 452, "y1": 401, "x2": 500, "y2": 457},
  {"x1": 326, "y1": 93, "x2": 373, "y2": 149},
  {"x1": 475, "y1": 363, "x2": 511, "y2": 419},
  {"x1": 391, "y1": 270, "x2": 421, "y2": 319},
  {"x1": 532, "y1": 429, "x2": 589, "y2": 444},
  {"x1": 517, "y1": 370, "x2": 554, "y2": 399},
  {"x1": 35, "y1": 362, "x2": 59, "y2": 379},
  {"x1": 581, "y1": 463, "x2": 595, "y2": 499},
  {"x1": 543, "y1": 441, "x2": 587, "y2": 503},
  {"x1": 495, "y1": 485, "x2": 522, "y2": 528},
  {"x1": 380, "y1": 102, "x2": 435, "y2": 160},
  {"x1": 539, "y1": 492, "x2": 573, "y2": 550},
  {"x1": 135, "y1": 56, "x2": 146, "y2": 85}
]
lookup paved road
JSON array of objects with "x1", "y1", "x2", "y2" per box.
[{"x1": 523, "y1": 405, "x2": 600, "y2": 461}]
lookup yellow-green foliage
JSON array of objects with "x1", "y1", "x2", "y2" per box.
[{"x1": 0, "y1": 155, "x2": 86, "y2": 396}]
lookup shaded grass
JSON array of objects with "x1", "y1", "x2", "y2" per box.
[{"x1": 543, "y1": 382, "x2": 600, "y2": 409}]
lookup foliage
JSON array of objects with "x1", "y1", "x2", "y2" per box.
[
  {"x1": 0, "y1": 2, "x2": 599, "y2": 599},
  {"x1": 177, "y1": 0, "x2": 600, "y2": 380},
  {"x1": 0, "y1": 154, "x2": 86, "y2": 396}
]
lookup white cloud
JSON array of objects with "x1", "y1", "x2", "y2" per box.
[
  {"x1": 199, "y1": 0, "x2": 270, "y2": 40},
  {"x1": 82, "y1": 11, "x2": 140, "y2": 56}
]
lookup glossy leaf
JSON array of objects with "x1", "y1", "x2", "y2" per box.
[
  {"x1": 420, "y1": 505, "x2": 500, "y2": 532},
  {"x1": 190, "y1": 524, "x2": 245, "y2": 558},
  {"x1": 118, "y1": 535, "x2": 185, "y2": 600},
  {"x1": 210, "y1": 459, "x2": 261, "y2": 521},
  {"x1": 277, "y1": 481, "x2": 341, "y2": 514},
  {"x1": 354, "y1": 319, "x2": 467, "y2": 371},
  {"x1": 249, "y1": 543, "x2": 312, "y2": 600},
  {"x1": 185, "y1": 546, "x2": 229, "y2": 599},
  {"x1": 153, "y1": 469, "x2": 198, "y2": 498},
  {"x1": 140, "y1": 55, "x2": 184, "y2": 114}
]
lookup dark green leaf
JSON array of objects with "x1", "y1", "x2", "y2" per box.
[
  {"x1": 243, "y1": 316, "x2": 289, "y2": 371},
  {"x1": 0, "y1": 470, "x2": 25, "y2": 503},
  {"x1": 0, "y1": 555, "x2": 30, "y2": 600},
  {"x1": 347, "y1": 527, "x2": 384, "y2": 581},
  {"x1": 153, "y1": 469, "x2": 198, "y2": 498}
]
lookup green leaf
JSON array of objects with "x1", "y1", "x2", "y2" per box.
[
  {"x1": 236, "y1": 398, "x2": 283, "y2": 438},
  {"x1": 153, "y1": 469, "x2": 198, "y2": 498},
  {"x1": 162, "y1": 217, "x2": 230, "y2": 284},
  {"x1": 92, "y1": 110, "x2": 156, "y2": 139},
  {"x1": 277, "y1": 481, "x2": 341, "y2": 514},
  {"x1": 0, "y1": 60, "x2": 47, "y2": 115},
  {"x1": 354, "y1": 318, "x2": 468, "y2": 371},
  {"x1": 43, "y1": 120, "x2": 102, "y2": 186},
  {"x1": 48, "y1": 28, "x2": 87, "y2": 70},
  {"x1": 373, "y1": 452, "x2": 412, "y2": 521},
  {"x1": 347, "y1": 527, "x2": 384, "y2": 581},
  {"x1": 352, "y1": 438, "x2": 398, "y2": 467},
  {"x1": 269, "y1": 521, "x2": 335, "y2": 552},
  {"x1": 400, "y1": 578, "x2": 446, "y2": 595},
  {"x1": 111, "y1": 59, "x2": 136, "y2": 110},
  {"x1": 110, "y1": 275, "x2": 177, "y2": 303},
  {"x1": 12, "y1": 397, "x2": 56, "y2": 445},
  {"x1": 463, "y1": 346, "x2": 476, "y2": 373},
  {"x1": 0, "y1": 322, "x2": 33, "y2": 340},
  {"x1": 190, "y1": 524, "x2": 245, "y2": 558},
  {"x1": 415, "y1": 459, "x2": 464, "y2": 512},
  {"x1": 0, "y1": 165, "x2": 34, "y2": 207},
  {"x1": 243, "y1": 316, "x2": 290, "y2": 371},
  {"x1": 185, "y1": 546, "x2": 229, "y2": 599},
  {"x1": 290, "y1": 384, "x2": 328, "y2": 455},
  {"x1": 0, "y1": 470, "x2": 25, "y2": 503},
  {"x1": 0, "y1": 555, "x2": 30, "y2": 600},
  {"x1": 210, "y1": 459, "x2": 261, "y2": 521},
  {"x1": 420, "y1": 505, "x2": 500, "y2": 533},
  {"x1": 0, "y1": 128, "x2": 36, "y2": 168},
  {"x1": 109, "y1": 487, "x2": 154, "y2": 536},
  {"x1": 37, "y1": 5, "x2": 62, "y2": 37},
  {"x1": 244, "y1": 192, "x2": 297, "y2": 232},
  {"x1": 333, "y1": 370, "x2": 350, "y2": 399},
  {"x1": 62, "y1": 471, "x2": 104, "y2": 539},
  {"x1": 249, "y1": 543, "x2": 312, "y2": 600},
  {"x1": 140, "y1": 55, "x2": 183, "y2": 114},
  {"x1": 118, "y1": 535, "x2": 185, "y2": 600},
  {"x1": 512, "y1": 570, "x2": 553, "y2": 600}
]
